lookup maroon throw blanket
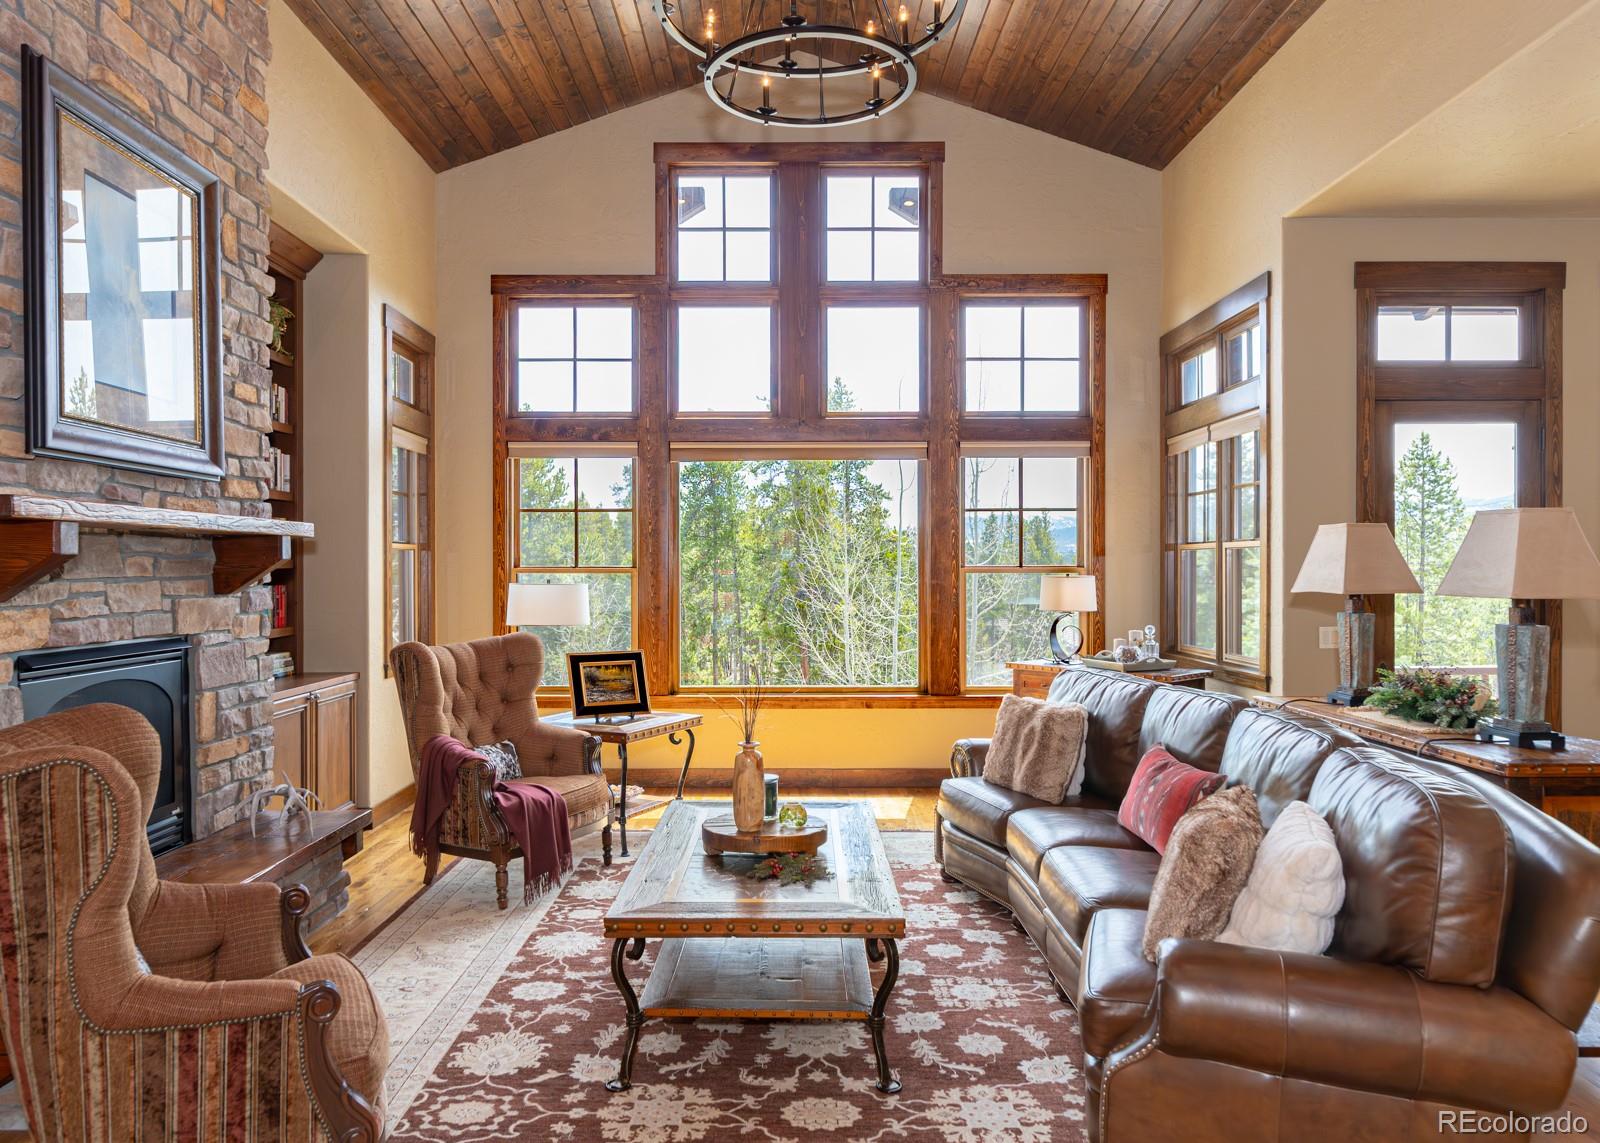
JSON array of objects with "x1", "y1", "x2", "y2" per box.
[{"x1": 411, "y1": 735, "x2": 574, "y2": 904}]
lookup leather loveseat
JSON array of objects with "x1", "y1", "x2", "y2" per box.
[{"x1": 936, "y1": 667, "x2": 1600, "y2": 1142}]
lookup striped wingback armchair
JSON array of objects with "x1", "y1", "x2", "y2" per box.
[
  {"x1": 390, "y1": 632, "x2": 612, "y2": 909},
  {"x1": 0, "y1": 703, "x2": 387, "y2": 1143}
]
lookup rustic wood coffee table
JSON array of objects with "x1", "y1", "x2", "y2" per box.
[{"x1": 602, "y1": 799, "x2": 906, "y2": 1093}]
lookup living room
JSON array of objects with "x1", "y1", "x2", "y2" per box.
[{"x1": 0, "y1": 0, "x2": 1597, "y2": 1139}]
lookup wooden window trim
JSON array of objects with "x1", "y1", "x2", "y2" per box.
[
  {"x1": 1355, "y1": 261, "x2": 1564, "y2": 721},
  {"x1": 491, "y1": 143, "x2": 1105, "y2": 702},
  {"x1": 1160, "y1": 273, "x2": 1270, "y2": 690},
  {"x1": 384, "y1": 305, "x2": 436, "y2": 669}
]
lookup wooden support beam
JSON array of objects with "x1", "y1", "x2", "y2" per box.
[
  {"x1": 212, "y1": 534, "x2": 293, "y2": 595},
  {"x1": 0, "y1": 520, "x2": 78, "y2": 603}
]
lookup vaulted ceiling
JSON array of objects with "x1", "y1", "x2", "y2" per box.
[{"x1": 283, "y1": 0, "x2": 1326, "y2": 172}]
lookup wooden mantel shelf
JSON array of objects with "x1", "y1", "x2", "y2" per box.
[{"x1": 0, "y1": 494, "x2": 315, "y2": 602}]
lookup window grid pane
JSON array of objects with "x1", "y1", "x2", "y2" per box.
[
  {"x1": 676, "y1": 173, "x2": 773, "y2": 283},
  {"x1": 963, "y1": 455, "x2": 1084, "y2": 570},
  {"x1": 824, "y1": 174, "x2": 922, "y2": 283},
  {"x1": 825, "y1": 305, "x2": 922, "y2": 413},
  {"x1": 515, "y1": 304, "x2": 634, "y2": 413},
  {"x1": 963, "y1": 302, "x2": 1084, "y2": 412}
]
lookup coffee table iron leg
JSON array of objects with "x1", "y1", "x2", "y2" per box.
[
  {"x1": 668, "y1": 728, "x2": 696, "y2": 799},
  {"x1": 869, "y1": 938, "x2": 902, "y2": 1094},
  {"x1": 606, "y1": 938, "x2": 644, "y2": 1092},
  {"x1": 617, "y1": 742, "x2": 630, "y2": 858}
]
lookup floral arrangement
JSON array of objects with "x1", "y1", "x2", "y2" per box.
[
  {"x1": 1362, "y1": 666, "x2": 1496, "y2": 730},
  {"x1": 745, "y1": 852, "x2": 829, "y2": 886}
]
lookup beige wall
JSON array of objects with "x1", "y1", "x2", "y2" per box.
[
  {"x1": 266, "y1": 0, "x2": 437, "y2": 805},
  {"x1": 1162, "y1": 0, "x2": 1598, "y2": 706},
  {"x1": 433, "y1": 88, "x2": 1163, "y2": 768},
  {"x1": 1279, "y1": 217, "x2": 1600, "y2": 733}
]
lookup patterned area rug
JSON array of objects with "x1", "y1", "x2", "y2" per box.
[{"x1": 364, "y1": 831, "x2": 1090, "y2": 1142}]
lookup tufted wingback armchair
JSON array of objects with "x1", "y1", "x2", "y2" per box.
[
  {"x1": 390, "y1": 632, "x2": 611, "y2": 908},
  {"x1": 0, "y1": 703, "x2": 387, "y2": 1142}
]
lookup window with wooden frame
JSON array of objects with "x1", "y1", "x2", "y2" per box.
[
  {"x1": 385, "y1": 306, "x2": 435, "y2": 659},
  {"x1": 1356, "y1": 262, "x2": 1564, "y2": 716},
  {"x1": 1160, "y1": 273, "x2": 1269, "y2": 687},
  {"x1": 492, "y1": 142, "x2": 1106, "y2": 701}
]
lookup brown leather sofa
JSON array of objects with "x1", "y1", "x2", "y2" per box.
[{"x1": 936, "y1": 667, "x2": 1600, "y2": 1141}]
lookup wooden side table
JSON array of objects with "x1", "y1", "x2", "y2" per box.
[
  {"x1": 543, "y1": 710, "x2": 702, "y2": 857},
  {"x1": 1007, "y1": 660, "x2": 1211, "y2": 699}
]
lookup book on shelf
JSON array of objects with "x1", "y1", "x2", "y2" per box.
[
  {"x1": 271, "y1": 583, "x2": 289, "y2": 629},
  {"x1": 266, "y1": 651, "x2": 296, "y2": 679},
  {"x1": 266, "y1": 445, "x2": 292, "y2": 494},
  {"x1": 270, "y1": 383, "x2": 289, "y2": 423}
]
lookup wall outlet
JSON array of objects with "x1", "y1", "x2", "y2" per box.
[{"x1": 1318, "y1": 626, "x2": 1338, "y2": 650}]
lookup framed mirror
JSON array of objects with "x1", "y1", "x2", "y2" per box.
[{"x1": 23, "y1": 45, "x2": 224, "y2": 480}]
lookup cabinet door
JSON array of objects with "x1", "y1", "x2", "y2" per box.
[
  {"x1": 312, "y1": 680, "x2": 359, "y2": 809},
  {"x1": 272, "y1": 694, "x2": 314, "y2": 791}
]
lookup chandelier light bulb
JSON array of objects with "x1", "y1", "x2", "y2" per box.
[{"x1": 866, "y1": 18, "x2": 876, "y2": 36}]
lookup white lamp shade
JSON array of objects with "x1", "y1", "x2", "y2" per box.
[
  {"x1": 1436, "y1": 508, "x2": 1600, "y2": 600},
  {"x1": 1290, "y1": 523, "x2": 1421, "y2": 597},
  {"x1": 505, "y1": 582, "x2": 591, "y2": 627},
  {"x1": 1039, "y1": 574, "x2": 1097, "y2": 613}
]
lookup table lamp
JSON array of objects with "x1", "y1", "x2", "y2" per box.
[
  {"x1": 1039, "y1": 574, "x2": 1098, "y2": 664},
  {"x1": 1290, "y1": 523, "x2": 1421, "y2": 706},
  {"x1": 505, "y1": 582, "x2": 591, "y2": 629},
  {"x1": 1436, "y1": 507, "x2": 1600, "y2": 750}
]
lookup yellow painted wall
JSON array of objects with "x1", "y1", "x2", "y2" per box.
[
  {"x1": 432, "y1": 88, "x2": 1164, "y2": 770},
  {"x1": 265, "y1": 0, "x2": 437, "y2": 805},
  {"x1": 1161, "y1": 0, "x2": 1598, "y2": 710}
]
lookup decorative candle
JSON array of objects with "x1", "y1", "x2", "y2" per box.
[
  {"x1": 898, "y1": 3, "x2": 909, "y2": 42},
  {"x1": 763, "y1": 773, "x2": 780, "y2": 819}
]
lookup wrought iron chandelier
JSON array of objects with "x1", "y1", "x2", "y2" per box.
[{"x1": 654, "y1": 0, "x2": 966, "y2": 127}]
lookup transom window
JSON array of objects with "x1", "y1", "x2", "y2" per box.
[
  {"x1": 963, "y1": 302, "x2": 1084, "y2": 413},
  {"x1": 515, "y1": 304, "x2": 634, "y2": 413},
  {"x1": 1376, "y1": 304, "x2": 1521, "y2": 362},
  {"x1": 494, "y1": 142, "x2": 1106, "y2": 699}
]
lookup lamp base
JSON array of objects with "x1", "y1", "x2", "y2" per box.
[
  {"x1": 1325, "y1": 686, "x2": 1371, "y2": 707},
  {"x1": 1475, "y1": 716, "x2": 1566, "y2": 751},
  {"x1": 1048, "y1": 615, "x2": 1083, "y2": 665}
]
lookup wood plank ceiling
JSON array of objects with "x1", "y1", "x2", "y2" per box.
[{"x1": 283, "y1": 0, "x2": 1326, "y2": 172}]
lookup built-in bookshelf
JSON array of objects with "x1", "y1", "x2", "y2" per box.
[{"x1": 266, "y1": 223, "x2": 322, "y2": 680}]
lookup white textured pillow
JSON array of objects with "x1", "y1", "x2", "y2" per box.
[{"x1": 1218, "y1": 800, "x2": 1344, "y2": 954}]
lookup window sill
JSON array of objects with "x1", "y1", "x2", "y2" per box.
[
  {"x1": 1167, "y1": 654, "x2": 1269, "y2": 693},
  {"x1": 536, "y1": 692, "x2": 1002, "y2": 712}
]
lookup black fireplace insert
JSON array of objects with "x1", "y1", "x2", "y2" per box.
[{"x1": 15, "y1": 638, "x2": 193, "y2": 856}]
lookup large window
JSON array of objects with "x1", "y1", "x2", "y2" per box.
[
  {"x1": 509, "y1": 454, "x2": 635, "y2": 687},
  {"x1": 492, "y1": 143, "x2": 1106, "y2": 700},
  {"x1": 963, "y1": 455, "x2": 1086, "y2": 686},
  {"x1": 1160, "y1": 274, "x2": 1269, "y2": 687},
  {"x1": 1357, "y1": 263, "x2": 1563, "y2": 709},
  {"x1": 384, "y1": 307, "x2": 434, "y2": 658}
]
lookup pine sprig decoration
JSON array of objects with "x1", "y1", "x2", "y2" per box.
[
  {"x1": 1362, "y1": 666, "x2": 1496, "y2": 730},
  {"x1": 745, "y1": 851, "x2": 829, "y2": 886}
]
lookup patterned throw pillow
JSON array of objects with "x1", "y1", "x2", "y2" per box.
[
  {"x1": 981, "y1": 694, "x2": 1090, "y2": 804},
  {"x1": 1116, "y1": 745, "x2": 1225, "y2": 854},
  {"x1": 1142, "y1": 785, "x2": 1264, "y2": 962},
  {"x1": 1219, "y1": 800, "x2": 1344, "y2": 954},
  {"x1": 473, "y1": 740, "x2": 522, "y2": 783}
]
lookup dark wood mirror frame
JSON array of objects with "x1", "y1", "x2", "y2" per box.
[{"x1": 22, "y1": 45, "x2": 225, "y2": 481}]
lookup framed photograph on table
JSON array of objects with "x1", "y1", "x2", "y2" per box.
[
  {"x1": 568, "y1": 650, "x2": 652, "y2": 722},
  {"x1": 22, "y1": 45, "x2": 225, "y2": 480}
]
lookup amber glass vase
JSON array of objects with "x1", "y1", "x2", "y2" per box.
[{"x1": 732, "y1": 742, "x2": 764, "y2": 832}]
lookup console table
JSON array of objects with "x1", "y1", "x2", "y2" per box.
[
  {"x1": 1252, "y1": 697, "x2": 1600, "y2": 844},
  {"x1": 1008, "y1": 660, "x2": 1211, "y2": 699}
]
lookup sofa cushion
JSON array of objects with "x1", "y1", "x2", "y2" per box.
[
  {"x1": 1136, "y1": 685, "x2": 1246, "y2": 775},
  {"x1": 1044, "y1": 669, "x2": 1158, "y2": 803},
  {"x1": 937, "y1": 776, "x2": 1053, "y2": 848},
  {"x1": 1040, "y1": 845, "x2": 1161, "y2": 945},
  {"x1": 1142, "y1": 786, "x2": 1264, "y2": 961},
  {"x1": 1219, "y1": 707, "x2": 1361, "y2": 826},
  {"x1": 1006, "y1": 807, "x2": 1144, "y2": 878},
  {"x1": 1219, "y1": 799, "x2": 1344, "y2": 954},
  {"x1": 982, "y1": 695, "x2": 1089, "y2": 803},
  {"x1": 511, "y1": 772, "x2": 612, "y2": 831},
  {"x1": 1117, "y1": 746, "x2": 1225, "y2": 855},
  {"x1": 1310, "y1": 746, "x2": 1513, "y2": 987},
  {"x1": 1078, "y1": 907, "x2": 1157, "y2": 1059}
]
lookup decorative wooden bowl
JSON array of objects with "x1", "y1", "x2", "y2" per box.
[{"x1": 702, "y1": 814, "x2": 828, "y2": 856}]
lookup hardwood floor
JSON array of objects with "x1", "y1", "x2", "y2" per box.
[{"x1": 2, "y1": 787, "x2": 1593, "y2": 1139}]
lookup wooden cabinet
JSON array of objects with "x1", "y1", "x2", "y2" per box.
[{"x1": 273, "y1": 673, "x2": 360, "y2": 809}]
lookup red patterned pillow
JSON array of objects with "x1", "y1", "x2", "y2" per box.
[{"x1": 1117, "y1": 746, "x2": 1226, "y2": 855}]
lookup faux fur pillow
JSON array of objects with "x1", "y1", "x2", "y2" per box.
[
  {"x1": 1142, "y1": 786, "x2": 1264, "y2": 962},
  {"x1": 1219, "y1": 800, "x2": 1344, "y2": 954},
  {"x1": 982, "y1": 694, "x2": 1090, "y2": 803}
]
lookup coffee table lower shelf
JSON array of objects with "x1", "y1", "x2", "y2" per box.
[{"x1": 608, "y1": 934, "x2": 901, "y2": 1093}]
